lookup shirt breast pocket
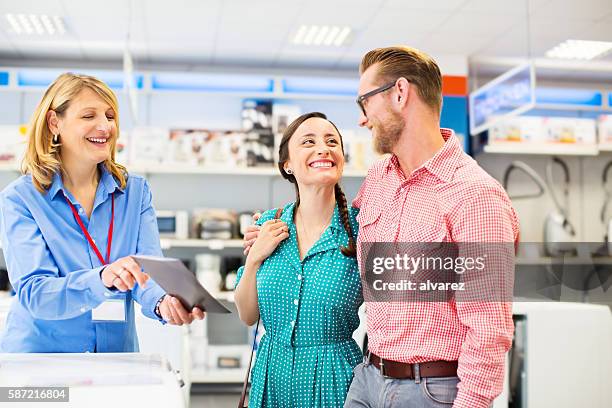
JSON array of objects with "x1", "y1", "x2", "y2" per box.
[
  {"x1": 357, "y1": 208, "x2": 381, "y2": 242},
  {"x1": 402, "y1": 221, "x2": 448, "y2": 242}
]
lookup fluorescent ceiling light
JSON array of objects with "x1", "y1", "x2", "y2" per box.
[
  {"x1": 292, "y1": 25, "x2": 351, "y2": 47},
  {"x1": 334, "y1": 27, "x2": 351, "y2": 47},
  {"x1": 303, "y1": 25, "x2": 318, "y2": 45},
  {"x1": 4, "y1": 13, "x2": 67, "y2": 36},
  {"x1": 546, "y1": 40, "x2": 612, "y2": 60}
]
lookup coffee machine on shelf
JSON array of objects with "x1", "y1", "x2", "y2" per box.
[{"x1": 192, "y1": 208, "x2": 237, "y2": 240}]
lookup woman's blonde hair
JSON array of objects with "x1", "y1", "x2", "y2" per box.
[{"x1": 22, "y1": 72, "x2": 127, "y2": 193}]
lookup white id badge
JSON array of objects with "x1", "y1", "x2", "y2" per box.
[{"x1": 91, "y1": 299, "x2": 126, "y2": 322}]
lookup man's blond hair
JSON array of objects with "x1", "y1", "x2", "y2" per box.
[{"x1": 360, "y1": 46, "x2": 442, "y2": 115}]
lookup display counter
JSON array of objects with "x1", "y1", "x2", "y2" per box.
[{"x1": 0, "y1": 353, "x2": 185, "y2": 407}]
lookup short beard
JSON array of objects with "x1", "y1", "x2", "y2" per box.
[{"x1": 373, "y1": 109, "x2": 405, "y2": 155}]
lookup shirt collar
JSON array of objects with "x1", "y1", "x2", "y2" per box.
[
  {"x1": 98, "y1": 164, "x2": 124, "y2": 197},
  {"x1": 47, "y1": 164, "x2": 124, "y2": 201},
  {"x1": 280, "y1": 201, "x2": 343, "y2": 232},
  {"x1": 385, "y1": 128, "x2": 462, "y2": 183}
]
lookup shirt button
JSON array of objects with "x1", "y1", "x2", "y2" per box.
[
  {"x1": 104, "y1": 292, "x2": 111, "y2": 297},
  {"x1": 79, "y1": 208, "x2": 84, "y2": 214},
  {"x1": 297, "y1": 274, "x2": 302, "y2": 281},
  {"x1": 293, "y1": 299, "x2": 298, "y2": 306}
]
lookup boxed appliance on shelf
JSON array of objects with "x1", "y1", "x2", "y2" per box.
[
  {"x1": 272, "y1": 103, "x2": 302, "y2": 163},
  {"x1": 167, "y1": 129, "x2": 248, "y2": 167},
  {"x1": 342, "y1": 129, "x2": 379, "y2": 171},
  {"x1": 488, "y1": 116, "x2": 597, "y2": 147},
  {"x1": 129, "y1": 126, "x2": 251, "y2": 168},
  {"x1": 115, "y1": 130, "x2": 129, "y2": 166},
  {"x1": 272, "y1": 103, "x2": 301, "y2": 135},
  {"x1": 599, "y1": 115, "x2": 612, "y2": 144},
  {"x1": 543, "y1": 117, "x2": 596, "y2": 145},
  {"x1": 190, "y1": 300, "x2": 257, "y2": 373},
  {"x1": 129, "y1": 126, "x2": 170, "y2": 165},
  {"x1": 242, "y1": 100, "x2": 275, "y2": 167},
  {"x1": 192, "y1": 208, "x2": 238, "y2": 240},
  {"x1": 0, "y1": 125, "x2": 27, "y2": 164},
  {"x1": 488, "y1": 116, "x2": 544, "y2": 144},
  {"x1": 156, "y1": 210, "x2": 189, "y2": 240}
]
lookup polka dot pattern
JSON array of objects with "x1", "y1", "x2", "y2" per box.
[{"x1": 236, "y1": 202, "x2": 363, "y2": 408}]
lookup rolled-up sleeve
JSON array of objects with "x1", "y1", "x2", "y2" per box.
[{"x1": 0, "y1": 192, "x2": 115, "y2": 320}]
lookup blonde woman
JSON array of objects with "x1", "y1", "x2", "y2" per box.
[{"x1": 0, "y1": 73, "x2": 204, "y2": 353}]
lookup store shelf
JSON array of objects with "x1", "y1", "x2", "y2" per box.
[
  {"x1": 483, "y1": 143, "x2": 599, "y2": 156},
  {"x1": 516, "y1": 256, "x2": 612, "y2": 265},
  {"x1": 133, "y1": 165, "x2": 367, "y2": 178},
  {"x1": 190, "y1": 368, "x2": 244, "y2": 383},
  {"x1": 214, "y1": 291, "x2": 235, "y2": 302},
  {"x1": 159, "y1": 239, "x2": 244, "y2": 250},
  {"x1": 0, "y1": 163, "x2": 20, "y2": 172},
  {"x1": 0, "y1": 239, "x2": 244, "y2": 252},
  {"x1": 0, "y1": 163, "x2": 367, "y2": 178},
  {"x1": 597, "y1": 144, "x2": 612, "y2": 152},
  {"x1": 132, "y1": 165, "x2": 278, "y2": 176}
]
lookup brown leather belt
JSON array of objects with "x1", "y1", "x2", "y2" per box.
[{"x1": 367, "y1": 352, "x2": 458, "y2": 379}]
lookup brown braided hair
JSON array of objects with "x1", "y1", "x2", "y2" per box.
[
  {"x1": 278, "y1": 112, "x2": 356, "y2": 258},
  {"x1": 334, "y1": 184, "x2": 357, "y2": 257}
]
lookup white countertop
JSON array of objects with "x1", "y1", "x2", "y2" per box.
[{"x1": 0, "y1": 353, "x2": 185, "y2": 408}]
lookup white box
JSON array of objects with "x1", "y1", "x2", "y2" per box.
[
  {"x1": 598, "y1": 115, "x2": 612, "y2": 144},
  {"x1": 488, "y1": 116, "x2": 544, "y2": 144},
  {"x1": 543, "y1": 117, "x2": 596, "y2": 145}
]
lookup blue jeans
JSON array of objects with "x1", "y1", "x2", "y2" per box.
[{"x1": 344, "y1": 360, "x2": 459, "y2": 407}]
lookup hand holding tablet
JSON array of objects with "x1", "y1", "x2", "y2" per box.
[{"x1": 132, "y1": 255, "x2": 231, "y2": 314}]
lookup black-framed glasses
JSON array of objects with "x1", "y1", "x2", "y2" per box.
[{"x1": 356, "y1": 81, "x2": 396, "y2": 116}]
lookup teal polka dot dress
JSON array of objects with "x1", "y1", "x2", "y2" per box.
[{"x1": 236, "y1": 202, "x2": 363, "y2": 408}]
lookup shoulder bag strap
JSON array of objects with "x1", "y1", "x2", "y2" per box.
[{"x1": 238, "y1": 207, "x2": 283, "y2": 407}]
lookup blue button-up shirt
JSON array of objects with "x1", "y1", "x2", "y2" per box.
[{"x1": 0, "y1": 165, "x2": 166, "y2": 352}]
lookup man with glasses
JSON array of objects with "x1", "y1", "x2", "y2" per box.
[
  {"x1": 244, "y1": 46, "x2": 518, "y2": 408},
  {"x1": 345, "y1": 46, "x2": 519, "y2": 408}
]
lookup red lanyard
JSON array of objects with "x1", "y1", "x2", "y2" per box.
[{"x1": 64, "y1": 194, "x2": 114, "y2": 265}]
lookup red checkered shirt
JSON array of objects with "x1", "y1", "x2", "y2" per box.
[{"x1": 353, "y1": 129, "x2": 519, "y2": 408}]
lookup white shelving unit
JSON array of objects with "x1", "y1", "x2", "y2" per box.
[
  {"x1": 597, "y1": 144, "x2": 612, "y2": 152},
  {"x1": 190, "y1": 368, "x2": 245, "y2": 383},
  {"x1": 0, "y1": 69, "x2": 371, "y2": 387},
  {"x1": 0, "y1": 239, "x2": 246, "y2": 253},
  {"x1": 483, "y1": 143, "x2": 599, "y2": 156},
  {"x1": 0, "y1": 163, "x2": 367, "y2": 178},
  {"x1": 159, "y1": 239, "x2": 243, "y2": 251}
]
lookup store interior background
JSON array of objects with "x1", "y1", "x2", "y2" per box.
[{"x1": 0, "y1": 0, "x2": 611, "y2": 407}]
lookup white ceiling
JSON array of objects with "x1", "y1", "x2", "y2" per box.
[{"x1": 0, "y1": 0, "x2": 610, "y2": 75}]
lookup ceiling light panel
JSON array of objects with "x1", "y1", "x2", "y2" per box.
[
  {"x1": 292, "y1": 25, "x2": 351, "y2": 47},
  {"x1": 4, "y1": 14, "x2": 67, "y2": 36},
  {"x1": 545, "y1": 40, "x2": 612, "y2": 60}
]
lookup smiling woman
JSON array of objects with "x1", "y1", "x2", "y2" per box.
[
  {"x1": 22, "y1": 73, "x2": 126, "y2": 194},
  {"x1": 234, "y1": 112, "x2": 362, "y2": 408},
  {"x1": 0, "y1": 73, "x2": 204, "y2": 354}
]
